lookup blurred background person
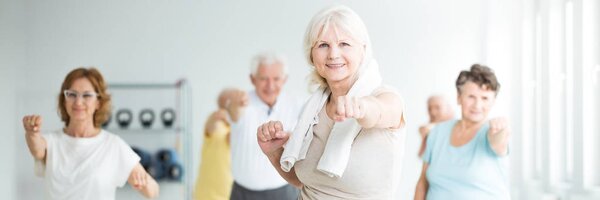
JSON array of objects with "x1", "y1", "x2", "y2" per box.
[
  {"x1": 193, "y1": 94, "x2": 233, "y2": 200},
  {"x1": 219, "y1": 53, "x2": 302, "y2": 200},
  {"x1": 418, "y1": 95, "x2": 455, "y2": 157}
]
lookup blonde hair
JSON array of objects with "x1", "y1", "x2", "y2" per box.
[{"x1": 303, "y1": 5, "x2": 373, "y2": 88}]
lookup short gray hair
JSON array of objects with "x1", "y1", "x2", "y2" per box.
[
  {"x1": 250, "y1": 52, "x2": 288, "y2": 77},
  {"x1": 303, "y1": 5, "x2": 373, "y2": 88},
  {"x1": 456, "y1": 64, "x2": 500, "y2": 96}
]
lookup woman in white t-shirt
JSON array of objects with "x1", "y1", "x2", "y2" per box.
[{"x1": 22, "y1": 67, "x2": 159, "y2": 199}]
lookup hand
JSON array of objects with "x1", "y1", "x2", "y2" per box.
[
  {"x1": 488, "y1": 117, "x2": 510, "y2": 156},
  {"x1": 23, "y1": 115, "x2": 42, "y2": 135},
  {"x1": 333, "y1": 96, "x2": 366, "y2": 122},
  {"x1": 219, "y1": 89, "x2": 249, "y2": 122},
  {"x1": 211, "y1": 109, "x2": 229, "y2": 123},
  {"x1": 129, "y1": 164, "x2": 149, "y2": 191},
  {"x1": 488, "y1": 117, "x2": 509, "y2": 136},
  {"x1": 219, "y1": 89, "x2": 249, "y2": 109},
  {"x1": 418, "y1": 123, "x2": 434, "y2": 138},
  {"x1": 257, "y1": 121, "x2": 290, "y2": 157},
  {"x1": 231, "y1": 90, "x2": 249, "y2": 107},
  {"x1": 23, "y1": 115, "x2": 47, "y2": 160}
]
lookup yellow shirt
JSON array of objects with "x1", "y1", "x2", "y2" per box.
[{"x1": 193, "y1": 121, "x2": 232, "y2": 200}]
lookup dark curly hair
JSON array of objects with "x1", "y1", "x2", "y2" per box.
[
  {"x1": 58, "y1": 67, "x2": 111, "y2": 128},
  {"x1": 455, "y1": 64, "x2": 500, "y2": 96}
]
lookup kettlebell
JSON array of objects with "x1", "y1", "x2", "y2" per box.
[
  {"x1": 116, "y1": 109, "x2": 133, "y2": 129},
  {"x1": 139, "y1": 109, "x2": 155, "y2": 129},
  {"x1": 161, "y1": 108, "x2": 176, "y2": 128}
]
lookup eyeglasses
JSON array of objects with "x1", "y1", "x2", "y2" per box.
[{"x1": 63, "y1": 90, "x2": 99, "y2": 102}]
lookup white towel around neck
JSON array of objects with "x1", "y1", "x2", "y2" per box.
[{"x1": 280, "y1": 58, "x2": 382, "y2": 178}]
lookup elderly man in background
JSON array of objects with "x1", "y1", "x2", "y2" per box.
[{"x1": 218, "y1": 53, "x2": 301, "y2": 200}]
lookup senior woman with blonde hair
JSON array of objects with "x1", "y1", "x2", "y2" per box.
[
  {"x1": 23, "y1": 67, "x2": 159, "y2": 199},
  {"x1": 256, "y1": 5, "x2": 406, "y2": 199}
]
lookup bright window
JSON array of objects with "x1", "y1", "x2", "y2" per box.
[
  {"x1": 533, "y1": 12, "x2": 543, "y2": 180},
  {"x1": 564, "y1": 0, "x2": 574, "y2": 182},
  {"x1": 582, "y1": 0, "x2": 600, "y2": 188}
]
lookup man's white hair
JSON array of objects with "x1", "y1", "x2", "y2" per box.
[{"x1": 250, "y1": 52, "x2": 288, "y2": 76}]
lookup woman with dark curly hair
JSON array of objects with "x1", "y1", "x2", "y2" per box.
[{"x1": 23, "y1": 67, "x2": 159, "y2": 200}]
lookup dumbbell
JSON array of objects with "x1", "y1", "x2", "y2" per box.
[
  {"x1": 139, "y1": 109, "x2": 155, "y2": 129},
  {"x1": 166, "y1": 162, "x2": 183, "y2": 181},
  {"x1": 157, "y1": 149, "x2": 179, "y2": 163},
  {"x1": 161, "y1": 108, "x2": 176, "y2": 128},
  {"x1": 116, "y1": 109, "x2": 133, "y2": 129},
  {"x1": 155, "y1": 148, "x2": 184, "y2": 181}
]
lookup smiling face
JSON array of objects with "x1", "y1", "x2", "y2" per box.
[
  {"x1": 64, "y1": 78, "x2": 100, "y2": 124},
  {"x1": 250, "y1": 62, "x2": 287, "y2": 107},
  {"x1": 311, "y1": 26, "x2": 365, "y2": 86},
  {"x1": 457, "y1": 81, "x2": 496, "y2": 124}
]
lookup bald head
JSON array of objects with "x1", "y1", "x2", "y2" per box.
[{"x1": 427, "y1": 95, "x2": 454, "y2": 123}]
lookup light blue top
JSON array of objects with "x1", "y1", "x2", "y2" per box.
[{"x1": 423, "y1": 119, "x2": 510, "y2": 200}]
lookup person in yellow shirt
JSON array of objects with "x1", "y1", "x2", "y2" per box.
[{"x1": 193, "y1": 108, "x2": 232, "y2": 200}]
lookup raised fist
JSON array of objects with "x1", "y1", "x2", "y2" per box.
[
  {"x1": 23, "y1": 115, "x2": 43, "y2": 134},
  {"x1": 256, "y1": 121, "x2": 290, "y2": 157},
  {"x1": 219, "y1": 89, "x2": 249, "y2": 108},
  {"x1": 488, "y1": 117, "x2": 509, "y2": 136},
  {"x1": 333, "y1": 95, "x2": 366, "y2": 122}
]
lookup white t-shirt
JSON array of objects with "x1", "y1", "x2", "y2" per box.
[
  {"x1": 35, "y1": 130, "x2": 139, "y2": 200},
  {"x1": 230, "y1": 90, "x2": 302, "y2": 190}
]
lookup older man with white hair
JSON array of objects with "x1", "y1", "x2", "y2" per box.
[{"x1": 218, "y1": 52, "x2": 302, "y2": 200}]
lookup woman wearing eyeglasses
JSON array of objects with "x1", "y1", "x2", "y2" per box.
[{"x1": 22, "y1": 67, "x2": 159, "y2": 200}]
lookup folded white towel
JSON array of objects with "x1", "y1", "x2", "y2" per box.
[{"x1": 280, "y1": 59, "x2": 382, "y2": 178}]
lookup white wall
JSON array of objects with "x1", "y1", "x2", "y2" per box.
[
  {"x1": 0, "y1": 69, "x2": 17, "y2": 199},
  {"x1": 0, "y1": 68, "x2": 17, "y2": 199},
  {"x1": 0, "y1": 0, "x2": 25, "y2": 199},
  {"x1": 10, "y1": 0, "x2": 523, "y2": 199}
]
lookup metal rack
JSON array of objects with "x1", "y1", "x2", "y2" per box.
[{"x1": 107, "y1": 80, "x2": 192, "y2": 200}]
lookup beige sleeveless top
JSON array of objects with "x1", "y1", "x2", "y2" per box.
[{"x1": 294, "y1": 86, "x2": 406, "y2": 200}]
